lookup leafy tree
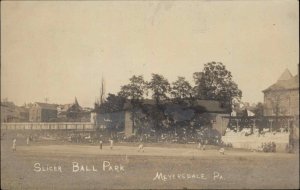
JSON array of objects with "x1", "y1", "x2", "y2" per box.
[
  {"x1": 98, "y1": 93, "x2": 126, "y2": 113},
  {"x1": 119, "y1": 75, "x2": 147, "y2": 133},
  {"x1": 193, "y1": 62, "x2": 242, "y2": 111},
  {"x1": 119, "y1": 75, "x2": 146, "y2": 101},
  {"x1": 252, "y1": 102, "x2": 265, "y2": 132},
  {"x1": 171, "y1": 76, "x2": 193, "y2": 103},
  {"x1": 253, "y1": 102, "x2": 264, "y2": 118},
  {"x1": 147, "y1": 74, "x2": 171, "y2": 133},
  {"x1": 192, "y1": 72, "x2": 204, "y2": 98},
  {"x1": 93, "y1": 93, "x2": 126, "y2": 137},
  {"x1": 147, "y1": 74, "x2": 171, "y2": 105}
]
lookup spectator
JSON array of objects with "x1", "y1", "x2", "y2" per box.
[
  {"x1": 27, "y1": 136, "x2": 30, "y2": 145},
  {"x1": 99, "y1": 140, "x2": 103, "y2": 150},
  {"x1": 197, "y1": 142, "x2": 202, "y2": 150},
  {"x1": 272, "y1": 142, "x2": 276, "y2": 152},
  {"x1": 12, "y1": 138, "x2": 16, "y2": 152},
  {"x1": 109, "y1": 139, "x2": 114, "y2": 150},
  {"x1": 219, "y1": 148, "x2": 225, "y2": 155},
  {"x1": 138, "y1": 143, "x2": 144, "y2": 152}
]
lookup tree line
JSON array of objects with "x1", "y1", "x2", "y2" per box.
[{"x1": 94, "y1": 62, "x2": 242, "y2": 137}]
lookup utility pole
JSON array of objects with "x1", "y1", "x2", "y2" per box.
[{"x1": 44, "y1": 97, "x2": 49, "y2": 103}]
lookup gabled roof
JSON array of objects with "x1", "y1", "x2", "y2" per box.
[
  {"x1": 1, "y1": 101, "x2": 16, "y2": 108},
  {"x1": 193, "y1": 100, "x2": 226, "y2": 113},
  {"x1": 263, "y1": 74, "x2": 299, "y2": 92},
  {"x1": 123, "y1": 99, "x2": 154, "y2": 109},
  {"x1": 123, "y1": 99, "x2": 228, "y2": 113},
  {"x1": 68, "y1": 103, "x2": 83, "y2": 112},
  {"x1": 58, "y1": 104, "x2": 72, "y2": 112},
  {"x1": 278, "y1": 69, "x2": 293, "y2": 81},
  {"x1": 16, "y1": 106, "x2": 29, "y2": 112},
  {"x1": 35, "y1": 102, "x2": 58, "y2": 110},
  {"x1": 57, "y1": 98, "x2": 82, "y2": 112}
]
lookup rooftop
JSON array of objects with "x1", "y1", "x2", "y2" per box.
[
  {"x1": 124, "y1": 99, "x2": 228, "y2": 113},
  {"x1": 34, "y1": 102, "x2": 58, "y2": 110},
  {"x1": 263, "y1": 69, "x2": 299, "y2": 92}
]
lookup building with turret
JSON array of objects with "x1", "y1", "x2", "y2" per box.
[{"x1": 262, "y1": 68, "x2": 299, "y2": 126}]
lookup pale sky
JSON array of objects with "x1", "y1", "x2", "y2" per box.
[{"x1": 1, "y1": 1, "x2": 299, "y2": 107}]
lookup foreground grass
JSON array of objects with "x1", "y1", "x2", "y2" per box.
[{"x1": 1, "y1": 140, "x2": 299, "y2": 190}]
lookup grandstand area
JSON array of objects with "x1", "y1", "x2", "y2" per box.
[{"x1": 222, "y1": 128, "x2": 290, "y2": 152}]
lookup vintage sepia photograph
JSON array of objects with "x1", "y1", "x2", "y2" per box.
[{"x1": 1, "y1": 1, "x2": 299, "y2": 189}]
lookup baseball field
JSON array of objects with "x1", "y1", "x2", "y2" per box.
[{"x1": 1, "y1": 137, "x2": 299, "y2": 189}]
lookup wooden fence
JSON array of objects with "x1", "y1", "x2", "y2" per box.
[{"x1": 1, "y1": 122, "x2": 95, "y2": 131}]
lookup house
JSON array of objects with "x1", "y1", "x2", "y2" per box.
[
  {"x1": 16, "y1": 106, "x2": 30, "y2": 122},
  {"x1": 262, "y1": 68, "x2": 299, "y2": 127},
  {"x1": 29, "y1": 102, "x2": 58, "y2": 122},
  {"x1": 57, "y1": 104, "x2": 72, "y2": 120},
  {"x1": 231, "y1": 102, "x2": 255, "y2": 117},
  {"x1": 57, "y1": 98, "x2": 91, "y2": 122},
  {"x1": 1, "y1": 101, "x2": 29, "y2": 122}
]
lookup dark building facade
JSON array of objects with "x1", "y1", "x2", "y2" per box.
[
  {"x1": 29, "y1": 102, "x2": 58, "y2": 122},
  {"x1": 124, "y1": 100, "x2": 230, "y2": 136},
  {"x1": 94, "y1": 99, "x2": 230, "y2": 137}
]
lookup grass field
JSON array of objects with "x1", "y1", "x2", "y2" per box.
[{"x1": 1, "y1": 137, "x2": 299, "y2": 189}]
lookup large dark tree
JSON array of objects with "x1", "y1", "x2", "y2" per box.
[
  {"x1": 147, "y1": 74, "x2": 171, "y2": 104},
  {"x1": 168, "y1": 76, "x2": 194, "y2": 134},
  {"x1": 193, "y1": 62, "x2": 242, "y2": 111},
  {"x1": 253, "y1": 102, "x2": 264, "y2": 118},
  {"x1": 98, "y1": 93, "x2": 126, "y2": 113},
  {"x1": 147, "y1": 74, "x2": 171, "y2": 133},
  {"x1": 171, "y1": 76, "x2": 193, "y2": 103},
  {"x1": 252, "y1": 102, "x2": 265, "y2": 132},
  {"x1": 118, "y1": 75, "x2": 147, "y2": 133},
  {"x1": 93, "y1": 93, "x2": 126, "y2": 137}
]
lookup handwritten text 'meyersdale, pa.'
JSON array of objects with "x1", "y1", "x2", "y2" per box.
[{"x1": 152, "y1": 171, "x2": 225, "y2": 181}]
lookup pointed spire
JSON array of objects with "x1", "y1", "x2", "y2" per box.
[
  {"x1": 278, "y1": 69, "x2": 293, "y2": 81},
  {"x1": 74, "y1": 97, "x2": 79, "y2": 106},
  {"x1": 100, "y1": 76, "x2": 105, "y2": 104}
]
